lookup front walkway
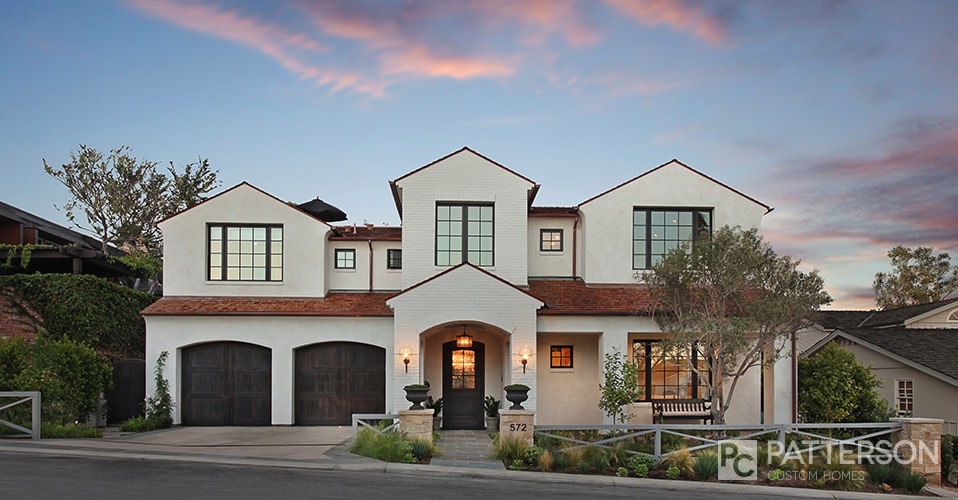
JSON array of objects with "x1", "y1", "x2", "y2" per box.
[{"x1": 431, "y1": 430, "x2": 504, "y2": 470}]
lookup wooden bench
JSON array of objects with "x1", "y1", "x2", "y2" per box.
[{"x1": 651, "y1": 399, "x2": 713, "y2": 424}]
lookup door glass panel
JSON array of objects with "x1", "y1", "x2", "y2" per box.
[{"x1": 451, "y1": 349, "x2": 476, "y2": 389}]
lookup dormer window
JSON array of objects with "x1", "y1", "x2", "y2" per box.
[
  {"x1": 436, "y1": 203, "x2": 494, "y2": 266},
  {"x1": 208, "y1": 224, "x2": 283, "y2": 281},
  {"x1": 633, "y1": 208, "x2": 711, "y2": 270}
]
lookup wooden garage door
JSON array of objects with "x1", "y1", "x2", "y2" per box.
[
  {"x1": 295, "y1": 342, "x2": 385, "y2": 425},
  {"x1": 182, "y1": 342, "x2": 271, "y2": 426}
]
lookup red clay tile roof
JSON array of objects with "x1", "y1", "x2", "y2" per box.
[
  {"x1": 141, "y1": 293, "x2": 395, "y2": 317},
  {"x1": 528, "y1": 206, "x2": 578, "y2": 216},
  {"x1": 528, "y1": 279, "x2": 654, "y2": 315},
  {"x1": 330, "y1": 225, "x2": 402, "y2": 241}
]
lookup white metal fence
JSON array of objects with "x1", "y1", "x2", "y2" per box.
[{"x1": 0, "y1": 391, "x2": 41, "y2": 440}]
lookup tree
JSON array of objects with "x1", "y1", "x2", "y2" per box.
[
  {"x1": 644, "y1": 226, "x2": 831, "y2": 425},
  {"x1": 873, "y1": 246, "x2": 958, "y2": 310},
  {"x1": 598, "y1": 347, "x2": 641, "y2": 426},
  {"x1": 798, "y1": 342, "x2": 892, "y2": 423}
]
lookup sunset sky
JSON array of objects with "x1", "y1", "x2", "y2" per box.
[{"x1": 2, "y1": 1, "x2": 956, "y2": 309}]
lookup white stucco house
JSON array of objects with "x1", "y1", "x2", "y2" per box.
[{"x1": 143, "y1": 147, "x2": 792, "y2": 427}]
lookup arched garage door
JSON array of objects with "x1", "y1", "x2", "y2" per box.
[
  {"x1": 182, "y1": 342, "x2": 271, "y2": 426},
  {"x1": 296, "y1": 342, "x2": 385, "y2": 425}
]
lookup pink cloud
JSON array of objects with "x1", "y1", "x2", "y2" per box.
[
  {"x1": 471, "y1": 0, "x2": 602, "y2": 49},
  {"x1": 604, "y1": 0, "x2": 728, "y2": 46}
]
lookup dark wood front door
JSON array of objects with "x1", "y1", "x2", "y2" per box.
[
  {"x1": 106, "y1": 359, "x2": 145, "y2": 424},
  {"x1": 442, "y1": 340, "x2": 484, "y2": 430},
  {"x1": 295, "y1": 342, "x2": 385, "y2": 425},
  {"x1": 181, "y1": 342, "x2": 271, "y2": 426}
]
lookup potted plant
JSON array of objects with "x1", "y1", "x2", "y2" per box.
[
  {"x1": 483, "y1": 395, "x2": 500, "y2": 430},
  {"x1": 403, "y1": 384, "x2": 430, "y2": 410},
  {"x1": 425, "y1": 396, "x2": 443, "y2": 431},
  {"x1": 503, "y1": 384, "x2": 530, "y2": 410}
]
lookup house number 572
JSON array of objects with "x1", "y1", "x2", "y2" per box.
[{"x1": 509, "y1": 423, "x2": 527, "y2": 432}]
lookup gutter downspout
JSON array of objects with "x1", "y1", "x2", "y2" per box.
[
  {"x1": 368, "y1": 239, "x2": 373, "y2": 292},
  {"x1": 572, "y1": 213, "x2": 579, "y2": 278}
]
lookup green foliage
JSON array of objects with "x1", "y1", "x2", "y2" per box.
[
  {"x1": 349, "y1": 428, "x2": 415, "y2": 463},
  {"x1": 0, "y1": 337, "x2": 111, "y2": 425},
  {"x1": 666, "y1": 466, "x2": 681, "y2": 479},
  {"x1": 616, "y1": 467, "x2": 629, "y2": 477},
  {"x1": 120, "y1": 416, "x2": 165, "y2": 433},
  {"x1": 899, "y1": 470, "x2": 927, "y2": 493},
  {"x1": 490, "y1": 434, "x2": 528, "y2": 463},
  {"x1": 661, "y1": 448, "x2": 695, "y2": 476},
  {"x1": 628, "y1": 453, "x2": 658, "y2": 472},
  {"x1": 635, "y1": 464, "x2": 650, "y2": 477},
  {"x1": 41, "y1": 422, "x2": 103, "y2": 439},
  {"x1": 865, "y1": 463, "x2": 899, "y2": 487},
  {"x1": 767, "y1": 468, "x2": 785, "y2": 480},
  {"x1": 552, "y1": 450, "x2": 573, "y2": 471},
  {"x1": 508, "y1": 459, "x2": 527, "y2": 470},
  {"x1": 0, "y1": 244, "x2": 36, "y2": 272},
  {"x1": 598, "y1": 347, "x2": 641, "y2": 426},
  {"x1": 798, "y1": 342, "x2": 893, "y2": 423},
  {"x1": 942, "y1": 434, "x2": 957, "y2": 478},
  {"x1": 122, "y1": 351, "x2": 174, "y2": 431},
  {"x1": 408, "y1": 437, "x2": 437, "y2": 461},
  {"x1": 693, "y1": 449, "x2": 718, "y2": 479},
  {"x1": 484, "y1": 395, "x2": 500, "y2": 417},
  {"x1": 645, "y1": 226, "x2": 831, "y2": 424},
  {"x1": 538, "y1": 449, "x2": 554, "y2": 471},
  {"x1": 810, "y1": 447, "x2": 865, "y2": 491},
  {"x1": 873, "y1": 246, "x2": 958, "y2": 310},
  {"x1": 523, "y1": 445, "x2": 544, "y2": 467},
  {"x1": 0, "y1": 274, "x2": 155, "y2": 360},
  {"x1": 578, "y1": 446, "x2": 609, "y2": 473}
]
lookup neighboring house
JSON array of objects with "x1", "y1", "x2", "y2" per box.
[
  {"x1": 0, "y1": 200, "x2": 131, "y2": 277},
  {"x1": 143, "y1": 147, "x2": 790, "y2": 427},
  {"x1": 801, "y1": 298, "x2": 958, "y2": 434}
]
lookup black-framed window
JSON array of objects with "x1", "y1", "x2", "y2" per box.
[
  {"x1": 436, "y1": 203, "x2": 494, "y2": 266},
  {"x1": 208, "y1": 224, "x2": 283, "y2": 281},
  {"x1": 387, "y1": 249, "x2": 402, "y2": 269},
  {"x1": 632, "y1": 208, "x2": 712, "y2": 270},
  {"x1": 550, "y1": 345, "x2": 573, "y2": 368},
  {"x1": 335, "y1": 248, "x2": 356, "y2": 269},
  {"x1": 633, "y1": 340, "x2": 709, "y2": 401},
  {"x1": 540, "y1": 229, "x2": 563, "y2": 252}
]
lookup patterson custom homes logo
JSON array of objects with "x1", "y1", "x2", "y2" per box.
[{"x1": 718, "y1": 440, "x2": 757, "y2": 480}]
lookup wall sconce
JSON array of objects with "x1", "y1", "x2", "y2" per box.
[
  {"x1": 399, "y1": 346, "x2": 413, "y2": 373},
  {"x1": 456, "y1": 325, "x2": 473, "y2": 348},
  {"x1": 518, "y1": 346, "x2": 533, "y2": 374}
]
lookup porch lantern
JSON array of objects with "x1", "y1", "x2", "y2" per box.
[
  {"x1": 456, "y1": 327, "x2": 473, "y2": 348},
  {"x1": 519, "y1": 345, "x2": 533, "y2": 373},
  {"x1": 399, "y1": 346, "x2": 413, "y2": 373}
]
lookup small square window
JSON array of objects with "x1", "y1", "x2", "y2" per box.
[
  {"x1": 387, "y1": 249, "x2": 402, "y2": 269},
  {"x1": 335, "y1": 249, "x2": 356, "y2": 269},
  {"x1": 550, "y1": 345, "x2": 573, "y2": 368},
  {"x1": 540, "y1": 229, "x2": 563, "y2": 252}
]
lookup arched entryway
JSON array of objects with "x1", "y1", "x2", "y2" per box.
[
  {"x1": 295, "y1": 342, "x2": 385, "y2": 425},
  {"x1": 181, "y1": 341, "x2": 271, "y2": 426}
]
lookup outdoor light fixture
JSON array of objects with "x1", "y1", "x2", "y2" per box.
[
  {"x1": 456, "y1": 325, "x2": 473, "y2": 348},
  {"x1": 519, "y1": 346, "x2": 533, "y2": 373},
  {"x1": 399, "y1": 346, "x2": 413, "y2": 373}
]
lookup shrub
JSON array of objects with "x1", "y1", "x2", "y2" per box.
[
  {"x1": 815, "y1": 447, "x2": 865, "y2": 491},
  {"x1": 145, "y1": 351, "x2": 173, "y2": 428},
  {"x1": 538, "y1": 449, "x2": 554, "y2": 471},
  {"x1": 490, "y1": 434, "x2": 528, "y2": 463},
  {"x1": 628, "y1": 453, "x2": 657, "y2": 472},
  {"x1": 798, "y1": 342, "x2": 893, "y2": 423},
  {"x1": 899, "y1": 471, "x2": 927, "y2": 493},
  {"x1": 41, "y1": 422, "x2": 103, "y2": 439},
  {"x1": 583, "y1": 447, "x2": 609, "y2": 473},
  {"x1": 635, "y1": 464, "x2": 650, "y2": 477},
  {"x1": 661, "y1": 448, "x2": 695, "y2": 477},
  {"x1": 509, "y1": 459, "x2": 527, "y2": 470},
  {"x1": 552, "y1": 450, "x2": 572, "y2": 471},
  {"x1": 408, "y1": 437, "x2": 437, "y2": 461},
  {"x1": 349, "y1": 429, "x2": 414, "y2": 463},
  {"x1": 607, "y1": 441, "x2": 630, "y2": 468},
  {"x1": 523, "y1": 445, "x2": 544, "y2": 467},
  {"x1": 865, "y1": 463, "x2": 899, "y2": 487},
  {"x1": 693, "y1": 450, "x2": 718, "y2": 480},
  {"x1": 666, "y1": 466, "x2": 681, "y2": 479},
  {"x1": 616, "y1": 467, "x2": 629, "y2": 477},
  {"x1": 942, "y1": 434, "x2": 957, "y2": 480}
]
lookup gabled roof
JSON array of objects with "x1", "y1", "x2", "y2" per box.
[
  {"x1": 818, "y1": 298, "x2": 958, "y2": 329},
  {"x1": 0, "y1": 200, "x2": 117, "y2": 254},
  {"x1": 387, "y1": 261, "x2": 541, "y2": 305},
  {"x1": 528, "y1": 279, "x2": 654, "y2": 316},
  {"x1": 142, "y1": 293, "x2": 395, "y2": 317},
  {"x1": 578, "y1": 159, "x2": 772, "y2": 213},
  {"x1": 156, "y1": 182, "x2": 333, "y2": 228},
  {"x1": 389, "y1": 147, "x2": 540, "y2": 217},
  {"x1": 528, "y1": 206, "x2": 578, "y2": 217}
]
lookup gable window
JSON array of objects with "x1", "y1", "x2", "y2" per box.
[
  {"x1": 208, "y1": 224, "x2": 282, "y2": 281},
  {"x1": 540, "y1": 229, "x2": 564, "y2": 252},
  {"x1": 896, "y1": 379, "x2": 914, "y2": 416},
  {"x1": 550, "y1": 345, "x2": 573, "y2": 368},
  {"x1": 387, "y1": 249, "x2": 402, "y2": 269},
  {"x1": 633, "y1": 208, "x2": 712, "y2": 270},
  {"x1": 436, "y1": 203, "x2": 494, "y2": 266},
  {"x1": 948, "y1": 310, "x2": 958, "y2": 322},
  {"x1": 633, "y1": 340, "x2": 709, "y2": 401},
  {"x1": 335, "y1": 249, "x2": 356, "y2": 269}
]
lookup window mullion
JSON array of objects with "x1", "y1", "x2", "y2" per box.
[{"x1": 461, "y1": 205, "x2": 468, "y2": 263}]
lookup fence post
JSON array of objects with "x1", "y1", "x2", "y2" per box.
[
  {"x1": 654, "y1": 427, "x2": 662, "y2": 460},
  {"x1": 891, "y1": 417, "x2": 942, "y2": 486},
  {"x1": 31, "y1": 391, "x2": 41, "y2": 440},
  {"x1": 499, "y1": 409, "x2": 534, "y2": 447},
  {"x1": 398, "y1": 409, "x2": 434, "y2": 442}
]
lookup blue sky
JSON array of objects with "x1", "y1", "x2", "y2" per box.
[{"x1": 2, "y1": 0, "x2": 956, "y2": 309}]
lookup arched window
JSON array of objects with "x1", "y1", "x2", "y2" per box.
[{"x1": 948, "y1": 309, "x2": 958, "y2": 322}]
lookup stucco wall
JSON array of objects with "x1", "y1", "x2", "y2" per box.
[
  {"x1": 577, "y1": 162, "x2": 767, "y2": 284},
  {"x1": 395, "y1": 150, "x2": 533, "y2": 288},
  {"x1": 527, "y1": 216, "x2": 576, "y2": 278},
  {"x1": 160, "y1": 184, "x2": 330, "y2": 297},
  {"x1": 536, "y1": 333, "x2": 603, "y2": 425},
  {"x1": 144, "y1": 315, "x2": 394, "y2": 425}
]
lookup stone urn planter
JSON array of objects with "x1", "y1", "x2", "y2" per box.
[
  {"x1": 404, "y1": 384, "x2": 430, "y2": 410},
  {"x1": 504, "y1": 384, "x2": 530, "y2": 410},
  {"x1": 484, "y1": 395, "x2": 500, "y2": 430}
]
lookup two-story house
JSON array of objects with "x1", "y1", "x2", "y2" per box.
[{"x1": 143, "y1": 147, "x2": 786, "y2": 427}]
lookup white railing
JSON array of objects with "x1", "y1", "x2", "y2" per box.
[
  {"x1": 944, "y1": 420, "x2": 958, "y2": 436},
  {"x1": 535, "y1": 422, "x2": 902, "y2": 461},
  {"x1": 351, "y1": 413, "x2": 399, "y2": 435},
  {"x1": 0, "y1": 391, "x2": 41, "y2": 440}
]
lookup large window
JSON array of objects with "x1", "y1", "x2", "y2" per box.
[
  {"x1": 208, "y1": 224, "x2": 283, "y2": 281},
  {"x1": 540, "y1": 229, "x2": 563, "y2": 252},
  {"x1": 436, "y1": 204, "x2": 494, "y2": 266},
  {"x1": 633, "y1": 208, "x2": 712, "y2": 270},
  {"x1": 335, "y1": 249, "x2": 356, "y2": 269},
  {"x1": 633, "y1": 340, "x2": 709, "y2": 401}
]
